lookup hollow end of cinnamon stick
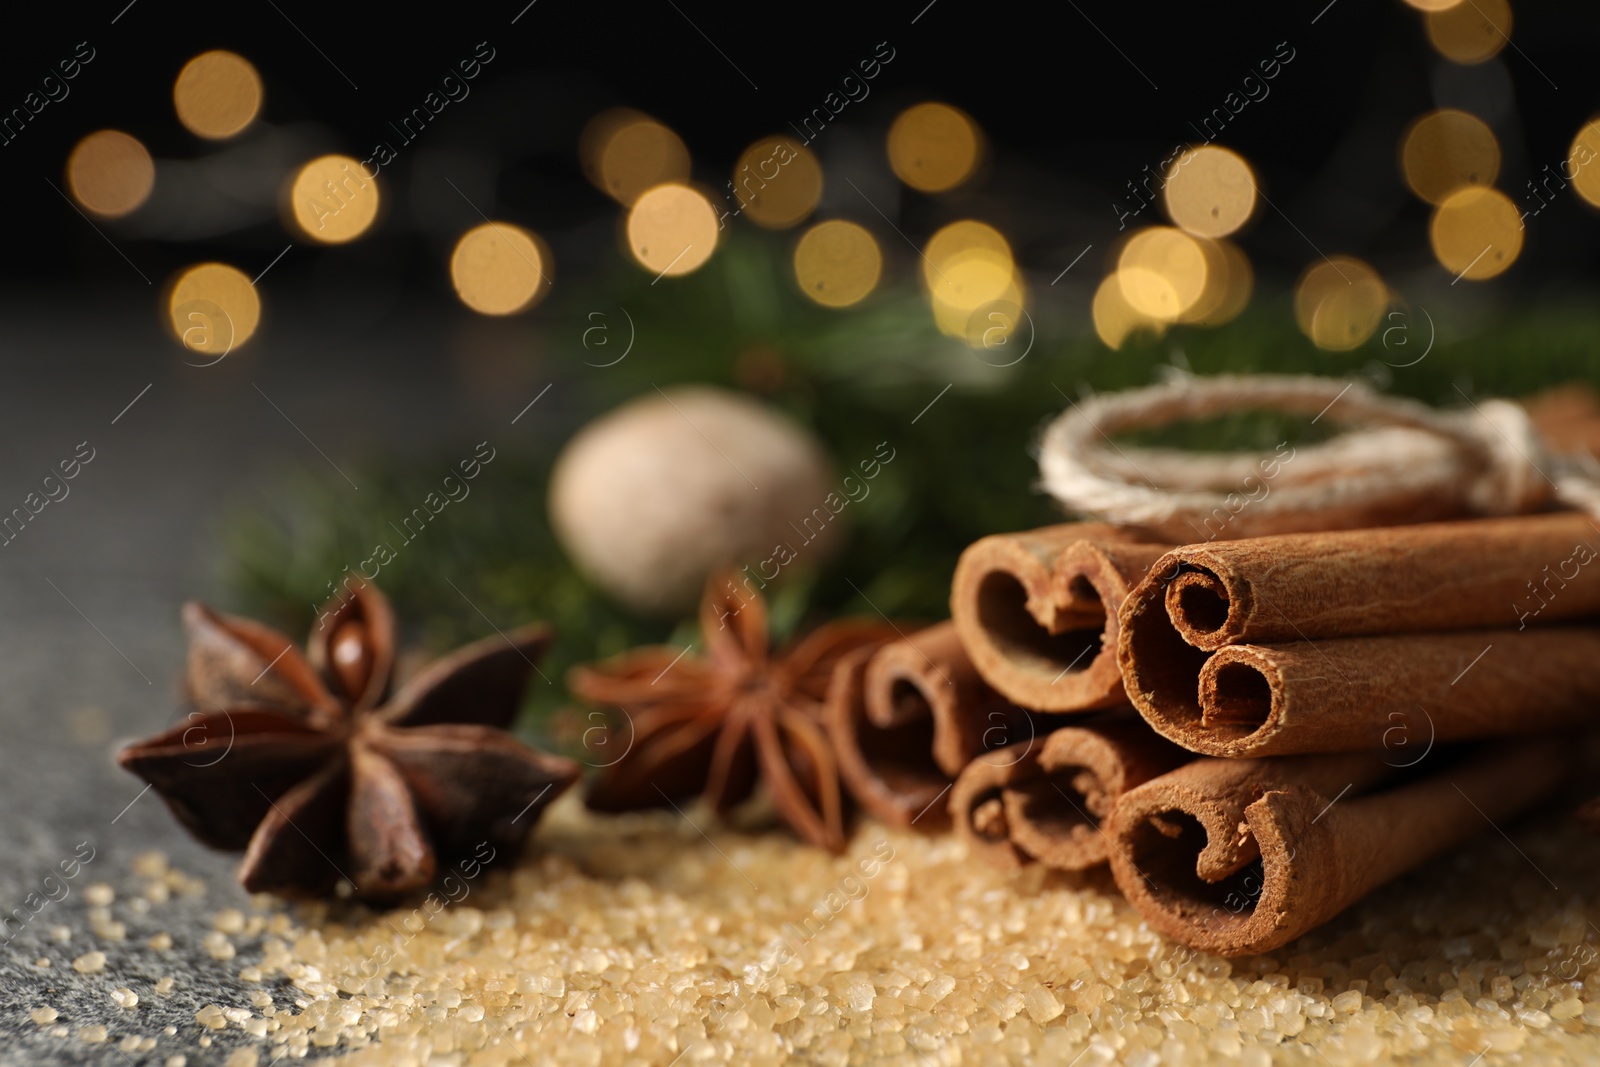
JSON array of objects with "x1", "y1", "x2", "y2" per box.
[
  {"x1": 863, "y1": 621, "x2": 1003, "y2": 777},
  {"x1": 1002, "y1": 721, "x2": 1190, "y2": 871},
  {"x1": 1003, "y1": 770, "x2": 1108, "y2": 869},
  {"x1": 1117, "y1": 564, "x2": 1213, "y2": 747},
  {"x1": 825, "y1": 645, "x2": 951, "y2": 831},
  {"x1": 1190, "y1": 647, "x2": 1282, "y2": 755},
  {"x1": 952, "y1": 525, "x2": 1164, "y2": 713},
  {"x1": 1164, "y1": 567, "x2": 1243, "y2": 649},
  {"x1": 1108, "y1": 741, "x2": 1575, "y2": 957},
  {"x1": 949, "y1": 743, "x2": 1037, "y2": 870}
]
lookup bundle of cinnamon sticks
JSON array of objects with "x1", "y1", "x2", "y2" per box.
[{"x1": 827, "y1": 512, "x2": 1595, "y2": 957}]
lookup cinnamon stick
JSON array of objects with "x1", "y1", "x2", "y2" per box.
[
  {"x1": 826, "y1": 624, "x2": 1028, "y2": 831},
  {"x1": 826, "y1": 645, "x2": 949, "y2": 831},
  {"x1": 950, "y1": 720, "x2": 1189, "y2": 871},
  {"x1": 863, "y1": 621, "x2": 1008, "y2": 777},
  {"x1": 951, "y1": 522, "x2": 1168, "y2": 712},
  {"x1": 1125, "y1": 513, "x2": 1600, "y2": 654},
  {"x1": 1106, "y1": 739, "x2": 1574, "y2": 957},
  {"x1": 947, "y1": 742, "x2": 1034, "y2": 870},
  {"x1": 1118, "y1": 514, "x2": 1600, "y2": 748},
  {"x1": 1158, "y1": 626, "x2": 1600, "y2": 758}
]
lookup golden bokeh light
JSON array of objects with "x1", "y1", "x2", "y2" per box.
[
  {"x1": 168, "y1": 263, "x2": 260, "y2": 355},
  {"x1": 1401, "y1": 109, "x2": 1500, "y2": 205},
  {"x1": 1117, "y1": 227, "x2": 1210, "y2": 322},
  {"x1": 289, "y1": 155, "x2": 379, "y2": 244},
  {"x1": 1163, "y1": 146, "x2": 1256, "y2": 238},
  {"x1": 930, "y1": 255, "x2": 1021, "y2": 337},
  {"x1": 626, "y1": 183, "x2": 718, "y2": 277},
  {"x1": 66, "y1": 130, "x2": 154, "y2": 218},
  {"x1": 793, "y1": 220, "x2": 881, "y2": 308},
  {"x1": 919, "y1": 219, "x2": 1021, "y2": 337},
  {"x1": 887, "y1": 102, "x2": 981, "y2": 193},
  {"x1": 962, "y1": 299, "x2": 1029, "y2": 354},
  {"x1": 1430, "y1": 186, "x2": 1522, "y2": 281},
  {"x1": 733, "y1": 137, "x2": 822, "y2": 229},
  {"x1": 450, "y1": 223, "x2": 551, "y2": 316},
  {"x1": 1207, "y1": 240, "x2": 1255, "y2": 327},
  {"x1": 1571, "y1": 120, "x2": 1600, "y2": 208},
  {"x1": 1294, "y1": 257, "x2": 1387, "y2": 351},
  {"x1": 1426, "y1": 0, "x2": 1511, "y2": 64},
  {"x1": 173, "y1": 50, "x2": 263, "y2": 140},
  {"x1": 921, "y1": 220, "x2": 1011, "y2": 291},
  {"x1": 1403, "y1": 0, "x2": 1465, "y2": 9},
  {"x1": 1093, "y1": 273, "x2": 1166, "y2": 350},
  {"x1": 580, "y1": 109, "x2": 691, "y2": 206},
  {"x1": 1173, "y1": 237, "x2": 1242, "y2": 326}
]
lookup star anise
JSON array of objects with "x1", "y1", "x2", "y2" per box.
[
  {"x1": 118, "y1": 583, "x2": 578, "y2": 901},
  {"x1": 569, "y1": 572, "x2": 899, "y2": 852}
]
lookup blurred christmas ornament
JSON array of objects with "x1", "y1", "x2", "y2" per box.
[{"x1": 549, "y1": 386, "x2": 840, "y2": 615}]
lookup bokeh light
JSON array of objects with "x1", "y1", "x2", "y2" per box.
[
  {"x1": 1401, "y1": 109, "x2": 1500, "y2": 204},
  {"x1": 921, "y1": 221, "x2": 1011, "y2": 291},
  {"x1": 66, "y1": 130, "x2": 154, "y2": 218},
  {"x1": 793, "y1": 220, "x2": 881, "y2": 308},
  {"x1": 1430, "y1": 186, "x2": 1522, "y2": 280},
  {"x1": 1093, "y1": 273, "x2": 1166, "y2": 349},
  {"x1": 626, "y1": 183, "x2": 718, "y2": 277},
  {"x1": 1403, "y1": 0, "x2": 1465, "y2": 9},
  {"x1": 580, "y1": 109, "x2": 691, "y2": 207},
  {"x1": 168, "y1": 263, "x2": 260, "y2": 354},
  {"x1": 289, "y1": 155, "x2": 380, "y2": 244},
  {"x1": 920, "y1": 220, "x2": 1021, "y2": 337},
  {"x1": 451, "y1": 223, "x2": 551, "y2": 316},
  {"x1": 887, "y1": 102, "x2": 981, "y2": 193},
  {"x1": 1570, "y1": 120, "x2": 1600, "y2": 209},
  {"x1": 732, "y1": 137, "x2": 822, "y2": 229},
  {"x1": 1426, "y1": 0, "x2": 1511, "y2": 64},
  {"x1": 1176, "y1": 237, "x2": 1253, "y2": 326},
  {"x1": 1208, "y1": 240, "x2": 1255, "y2": 326},
  {"x1": 1163, "y1": 146, "x2": 1256, "y2": 238},
  {"x1": 1294, "y1": 257, "x2": 1387, "y2": 351},
  {"x1": 173, "y1": 50, "x2": 263, "y2": 140},
  {"x1": 1117, "y1": 227, "x2": 1209, "y2": 322},
  {"x1": 931, "y1": 256, "x2": 1022, "y2": 338}
]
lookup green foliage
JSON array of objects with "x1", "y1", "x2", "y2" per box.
[{"x1": 221, "y1": 230, "x2": 1600, "y2": 739}]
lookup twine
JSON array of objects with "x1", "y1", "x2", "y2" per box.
[{"x1": 1036, "y1": 374, "x2": 1597, "y2": 541}]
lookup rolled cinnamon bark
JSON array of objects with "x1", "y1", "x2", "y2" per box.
[
  {"x1": 950, "y1": 720, "x2": 1189, "y2": 871},
  {"x1": 1125, "y1": 513, "x2": 1600, "y2": 654},
  {"x1": 1107, "y1": 739, "x2": 1574, "y2": 957},
  {"x1": 1119, "y1": 514, "x2": 1600, "y2": 743},
  {"x1": 825, "y1": 645, "x2": 950, "y2": 831},
  {"x1": 1152, "y1": 626, "x2": 1600, "y2": 758},
  {"x1": 826, "y1": 624, "x2": 1029, "y2": 831},
  {"x1": 947, "y1": 742, "x2": 1035, "y2": 870},
  {"x1": 951, "y1": 522, "x2": 1168, "y2": 712},
  {"x1": 863, "y1": 621, "x2": 1007, "y2": 777}
]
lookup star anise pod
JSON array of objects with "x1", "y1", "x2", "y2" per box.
[
  {"x1": 568, "y1": 572, "x2": 899, "y2": 852},
  {"x1": 118, "y1": 583, "x2": 578, "y2": 901}
]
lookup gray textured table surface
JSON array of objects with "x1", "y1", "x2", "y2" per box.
[{"x1": 0, "y1": 292, "x2": 554, "y2": 1066}]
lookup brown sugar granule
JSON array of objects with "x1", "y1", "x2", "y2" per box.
[{"x1": 186, "y1": 794, "x2": 1600, "y2": 1065}]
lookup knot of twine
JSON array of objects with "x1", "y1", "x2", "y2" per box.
[{"x1": 1037, "y1": 373, "x2": 1600, "y2": 541}]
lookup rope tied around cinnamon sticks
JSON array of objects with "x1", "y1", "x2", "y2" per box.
[{"x1": 1037, "y1": 374, "x2": 1600, "y2": 540}]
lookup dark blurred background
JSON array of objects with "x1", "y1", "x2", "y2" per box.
[{"x1": 7, "y1": 0, "x2": 1600, "y2": 298}]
